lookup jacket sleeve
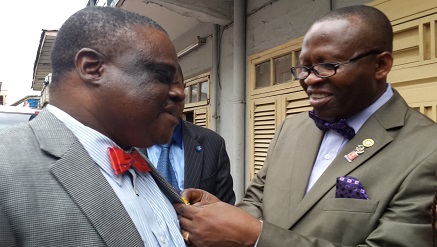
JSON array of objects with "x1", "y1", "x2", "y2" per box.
[{"x1": 214, "y1": 137, "x2": 236, "y2": 205}]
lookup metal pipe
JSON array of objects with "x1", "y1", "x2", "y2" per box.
[
  {"x1": 232, "y1": 0, "x2": 246, "y2": 201},
  {"x1": 210, "y1": 24, "x2": 219, "y2": 132}
]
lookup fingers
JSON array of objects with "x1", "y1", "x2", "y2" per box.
[
  {"x1": 174, "y1": 203, "x2": 198, "y2": 220},
  {"x1": 180, "y1": 188, "x2": 221, "y2": 206},
  {"x1": 181, "y1": 229, "x2": 192, "y2": 246},
  {"x1": 196, "y1": 190, "x2": 220, "y2": 206},
  {"x1": 180, "y1": 188, "x2": 204, "y2": 204},
  {"x1": 174, "y1": 203, "x2": 186, "y2": 218},
  {"x1": 177, "y1": 205, "x2": 197, "y2": 246}
]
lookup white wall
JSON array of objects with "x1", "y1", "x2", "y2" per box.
[{"x1": 174, "y1": 23, "x2": 214, "y2": 77}]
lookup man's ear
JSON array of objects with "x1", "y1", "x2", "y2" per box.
[
  {"x1": 375, "y1": 51, "x2": 393, "y2": 81},
  {"x1": 74, "y1": 48, "x2": 105, "y2": 84}
]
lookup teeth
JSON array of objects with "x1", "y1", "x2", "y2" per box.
[{"x1": 311, "y1": 94, "x2": 329, "y2": 99}]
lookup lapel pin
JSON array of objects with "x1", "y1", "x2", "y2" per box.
[
  {"x1": 344, "y1": 145, "x2": 364, "y2": 162},
  {"x1": 344, "y1": 150, "x2": 359, "y2": 162},
  {"x1": 344, "y1": 138, "x2": 374, "y2": 163},
  {"x1": 195, "y1": 145, "x2": 203, "y2": 152},
  {"x1": 355, "y1": 145, "x2": 365, "y2": 154},
  {"x1": 362, "y1": 139, "x2": 374, "y2": 148}
]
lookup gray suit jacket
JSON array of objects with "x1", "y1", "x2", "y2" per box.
[
  {"x1": 0, "y1": 110, "x2": 144, "y2": 246},
  {"x1": 238, "y1": 91, "x2": 437, "y2": 246},
  {"x1": 180, "y1": 121, "x2": 235, "y2": 204}
]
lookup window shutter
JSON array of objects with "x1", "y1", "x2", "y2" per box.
[
  {"x1": 249, "y1": 97, "x2": 277, "y2": 177},
  {"x1": 194, "y1": 108, "x2": 208, "y2": 128}
]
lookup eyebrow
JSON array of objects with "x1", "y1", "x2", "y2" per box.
[
  {"x1": 131, "y1": 58, "x2": 175, "y2": 83},
  {"x1": 146, "y1": 61, "x2": 177, "y2": 77}
]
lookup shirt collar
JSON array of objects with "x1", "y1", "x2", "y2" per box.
[{"x1": 46, "y1": 104, "x2": 125, "y2": 185}]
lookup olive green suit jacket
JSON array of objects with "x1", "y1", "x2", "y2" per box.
[{"x1": 238, "y1": 90, "x2": 437, "y2": 246}]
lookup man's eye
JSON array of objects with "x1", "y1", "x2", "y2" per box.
[
  {"x1": 317, "y1": 63, "x2": 336, "y2": 70},
  {"x1": 155, "y1": 71, "x2": 172, "y2": 83}
]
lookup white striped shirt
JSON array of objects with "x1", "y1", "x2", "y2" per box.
[{"x1": 47, "y1": 105, "x2": 186, "y2": 247}]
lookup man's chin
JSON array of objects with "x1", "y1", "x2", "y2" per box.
[
  {"x1": 155, "y1": 137, "x2": 173, "y2": 145},
  {"x1": 313, "y1": 110, "x2": 339, "y2": 122},
  {"x1": 155, "y1": 129, "x2": 175, "y2": 144}
]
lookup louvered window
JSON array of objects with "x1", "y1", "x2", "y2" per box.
[
  {"x1": 251, "y1": 98, "x2": 277, "y2": 175},
  {"x1": 248, "y1": 39, "x2": 304, "y2": 181},
  {"x1": 193, "y1": 108, "x2": 208, "y2": 128}
]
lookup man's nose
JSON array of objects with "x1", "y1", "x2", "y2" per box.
[
  {"x1": 169, "y1": 84, "x2": 185, "y2": 102},
  {"x1": 303, "y1": 71, "x2": 325, "y2": 86}
]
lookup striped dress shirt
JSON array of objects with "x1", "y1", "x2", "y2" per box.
[{"x1": 47, "y1": 105, "x2": 186, "y2": 247}]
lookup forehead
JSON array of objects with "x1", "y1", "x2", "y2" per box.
[
  {"x1": 301, "y1": 18, "x2": 364, "y2": 59},
  {"x1": 127, "y1": 25, "x2": 178, "y2": 68}
]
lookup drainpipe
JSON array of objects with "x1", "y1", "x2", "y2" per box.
[
  {"x1": 232, "y1": 0, "x2": 246, "y2": 201},
  {"x1": 210, "y1": 24, "x2": 219, "y2": 132}
]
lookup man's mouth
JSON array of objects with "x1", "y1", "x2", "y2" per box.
[
  {"x1": 310, "y1": 93, "x2": 330, "y2": 100},
  {"x1": 164, "y1": 106, "x2": 180, "y2": 118}
]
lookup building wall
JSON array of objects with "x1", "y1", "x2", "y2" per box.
[
  {"x1": 174, "y1": 22, "x2": 214, "y2": 78},
  {"x1": 216, "y1": 25, "x2": 235, "y2": 138},
  {"x1": 246, "y1": 0, "x2": 371, "y2": 56}
]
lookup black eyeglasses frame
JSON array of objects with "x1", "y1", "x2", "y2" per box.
[{"x1": 290, "y1": 50, "x2": 383, "y2": 80}]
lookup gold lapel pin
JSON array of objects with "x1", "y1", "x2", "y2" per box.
[{"x1": 363, "y1": 139, "x2": 374, "y2": 148}]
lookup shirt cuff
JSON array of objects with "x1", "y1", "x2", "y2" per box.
[{"x1": 254, "y1": 220, "x2": 263, "y2": 247}]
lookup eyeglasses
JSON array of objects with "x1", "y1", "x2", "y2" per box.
[{"x1": 290, "y1": 50, "x2": 382, "y2": 80}]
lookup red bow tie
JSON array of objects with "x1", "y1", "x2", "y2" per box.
[{"x1": 108, "y1": 147, "x2": 151, "y2": 175}]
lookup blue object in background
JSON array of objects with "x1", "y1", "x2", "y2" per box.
[{"x1": 27, "y1": 99, "x2": 39, "y2": 109}]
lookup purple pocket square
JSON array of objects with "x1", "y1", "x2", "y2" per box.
[{"x1": 336, "y1": 176, "x2": 369, "y2": 200}]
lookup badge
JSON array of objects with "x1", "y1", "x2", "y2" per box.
[
  {"x1": 355, "y1": 145, "x2": 365, "y2": 154},
  {"x1": 362, "y1": 139, "x2": 374, "y2": 148},
  {"x1": 344, "y1": 151, "x2": 359, "y2": 162},
  {"x1": 344, "y1": 139, "x2": 374, "y2": 163}
]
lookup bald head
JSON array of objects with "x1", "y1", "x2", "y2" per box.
[
  {"x1": 51, "y1": 6, "x2": 167, "y2": 84},
  {"x1": 314, "y1": 5, "x2": 393, "y2": 53}
]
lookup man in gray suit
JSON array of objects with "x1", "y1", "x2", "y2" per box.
[
  {"x1": 145, "y1": 66, "x2": 235, "y2": 204},
  {"x1": 0, "y1": 7, "x2": 187, "y2": 246},
  {"x1": 175, "y1": 5, "x2": 437, "y2": 246}
]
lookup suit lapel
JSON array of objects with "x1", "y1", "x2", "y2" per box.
[
  {"x1": 287, "y1": 91, "x2": 406, "y2": 228},
  {"x1": 262, "y1": 116, "x2": 324, "y2": 228},
  {"x1": 286, "y1": 121, "x2": 324, "y2": 218},
  {"x1": 182, "y1": 121, "x2": 203, "y2": 189},
  {"x1": 32, "y1": 110, "x2": 143, "y2": 247}
]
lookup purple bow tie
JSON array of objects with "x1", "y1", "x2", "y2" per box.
[{"x1": 309, "y1": 110, "x2": 355, "y2": 140}]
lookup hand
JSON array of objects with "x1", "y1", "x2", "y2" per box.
[
  {"x1": 174, "y1": 201, "x2": 261, "y2": 247},
  {"x1": 181, "y1": 188, "x2": 220, "y2": 206}
]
